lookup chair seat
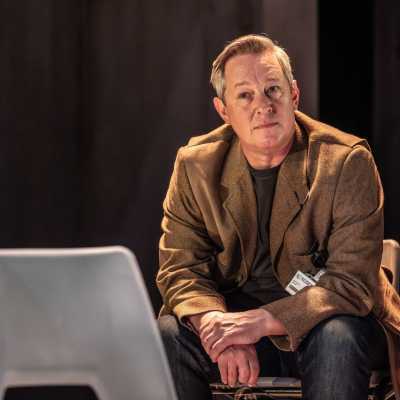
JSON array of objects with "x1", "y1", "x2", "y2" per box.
[
  {"x1": 210, "y1": 370, "x2": 394, "y2": 399},
  {"x1": 211, "y1": 377, "x2": 302, "y2": 399}
]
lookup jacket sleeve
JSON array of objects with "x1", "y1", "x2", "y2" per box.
[
  {"x1": 156, "y1": 148, "x2": 227, "y2": 321},
  {"x1": 263, "y1": 145, "x2": 384, "y2": 351}
]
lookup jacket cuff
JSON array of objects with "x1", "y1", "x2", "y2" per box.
[
  {"x1": 173, "y1": 295, "x2": 227, "y2": 326},
  {"x1": 261, "y1": 285, "x2": 353, "y2": 351}
]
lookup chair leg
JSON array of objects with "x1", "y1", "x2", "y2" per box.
[{"x1": 368, "y1": 378, "x2": 395, "y2": 400}]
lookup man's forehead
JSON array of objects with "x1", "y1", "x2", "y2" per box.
[{"x1": 225, "y1": 51, "x2": 284, "y2": 83}]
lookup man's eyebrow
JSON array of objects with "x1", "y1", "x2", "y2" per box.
[
  {"x1": 233, "y1": 77, "x2": 281, "y2": 89},
  {"x1": 234, "y1": 81, "x2": 251, "y2": 88},
  {"x1": 264, "y1": 76, "x2": 281, "y2": 83}
]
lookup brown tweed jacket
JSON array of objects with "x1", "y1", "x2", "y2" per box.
[{"x1": 157, "y1": 111, "x2": 400, "y2": 396}]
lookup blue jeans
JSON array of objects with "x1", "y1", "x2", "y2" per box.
[{"x1": 158, "y1": 313, "x2": 388, "y2": 400}]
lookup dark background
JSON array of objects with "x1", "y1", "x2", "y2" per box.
[
  {"x1": 1, "y1": 1, "x2": 399, "y2": 398},
  {"x1": 1, "y1": 0, "x2": 399, "y2": 322}
]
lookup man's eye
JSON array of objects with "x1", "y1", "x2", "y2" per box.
[
  {"x1": 265, "y1": 86, "x2": 283, "y2": 100},
  {"x1": 238, "y1": 92, "x2": 252, "y2": 100}
]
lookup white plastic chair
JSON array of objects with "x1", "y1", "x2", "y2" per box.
[{"x1": 0, "y1": 247, "x2": 177, "y2": 400}]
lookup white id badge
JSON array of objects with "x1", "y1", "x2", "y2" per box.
[
  {"x1": 285, "y1": 269, "x2": 327, "y2": 295},
  {"x1": 285, "y1": 271, "x2": 316, "y2": 295}
]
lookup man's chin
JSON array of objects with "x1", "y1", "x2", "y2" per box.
[
  {"x1": 254, "y1": 133, "x2": 280, "y2": 148},
  {"x1": 250, "y1": 141, "x2": 279, "y2": 154},
  {"x1": 251, "y1": 126, "x2": 280, "y2": 139}
]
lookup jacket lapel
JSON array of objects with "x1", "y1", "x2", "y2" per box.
[
  {"x1": 270, "y1": 122, "x2": 310, "y2": 264},
  {"x1": 221, "y1": 136, "x2": 257, "y2": 277},
  {"x1": 220, "y1": 121, "x2": 309, "y2": 276}
]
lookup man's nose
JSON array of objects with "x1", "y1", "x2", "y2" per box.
[{"x1": 255, "y1": 93, "x2": 274, "y2": 114}]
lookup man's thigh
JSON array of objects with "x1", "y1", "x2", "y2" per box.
[
  {"x1": 297, "y1": 314, "x2": 388, "y2": 370},
  {"x1": 295, "y1": 314, "x2": 388, "y2": 400}
]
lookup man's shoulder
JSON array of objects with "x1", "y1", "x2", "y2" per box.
[
  {"x1": 187, "y1": 124, "x2": 234, "y2": 147},
  {"x1": 178, "y1": 124, "x2": 235, "y2": 162},
  {"x1": 295, "y1": 110, "x2": 370, "y2": 151}
]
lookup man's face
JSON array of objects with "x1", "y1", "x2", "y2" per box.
[{"x1": 214, "y1": 50, "x2": 300, "y2": 159}]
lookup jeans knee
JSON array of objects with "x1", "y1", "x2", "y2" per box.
[
  {"x1": 298, "y1": 316, "x2": 377, "y2": 399},
  {"x1": 304, "y1": 315, "x2": 370, "y2": 359},
  {"x1": 316, "y1": 316, "x2": 364, "y2": 347}
]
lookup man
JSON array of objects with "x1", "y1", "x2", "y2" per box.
[{"x1": 157, "y1": 34, "x2": 400, "y2": 400}]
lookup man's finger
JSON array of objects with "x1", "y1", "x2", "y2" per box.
[
  {"x1": 248, "y1": 352, "x2": 260, "y2": 386},
  {"x1": 237, "y1": 353, "x2": 250, "y2": 385},
  {"x1": 218, "y1": 358, "x2": 228, "y2": 385},
  {"x1": 227, "y1": 359, "x2": 238, "y2": 387}
]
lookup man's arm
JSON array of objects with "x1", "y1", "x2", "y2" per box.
[
  {"x1": 262, "y1": 144, "x2": 384, "y2": 351},
  {"x1": 157, "y1": 148, "x2": 227, "y2": 322}
]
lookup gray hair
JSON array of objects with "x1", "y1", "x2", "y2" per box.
[{"x1": 210, "y1": 34, "x2": 294, "y2": 101}]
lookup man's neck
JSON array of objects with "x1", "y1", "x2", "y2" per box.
[{"x1": 243, "y1": 138, "x2": 293, "y2": 170}]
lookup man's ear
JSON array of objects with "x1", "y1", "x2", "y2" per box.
[
  {"x1": 213, "y1": 97, "x2": 230, "y2": 124},
  {"x1": 291, "y1": 80, "x2": 300, "y2": 110}
]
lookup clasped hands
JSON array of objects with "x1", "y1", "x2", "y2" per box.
[{"x1": 188, "y1": 309, "x2": 286, "y2": 387}]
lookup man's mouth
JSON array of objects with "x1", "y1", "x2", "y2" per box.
[{"x1": 253, "y1": 122, "x2": 278, "y2": 130}]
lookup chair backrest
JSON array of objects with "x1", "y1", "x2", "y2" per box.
[
  {"x1": 0, "y1": 247, "x2": 177, "y2": 400},
  {"x1": 382, "y1": 239, "x2": 400, "y2": 293}
]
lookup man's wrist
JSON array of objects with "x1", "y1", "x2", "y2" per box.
[
  {"x1": 259, "y1": 308, "x2": 287, "y2": 336},
  {"x1": 187, "y1": 310, "x2": 224, "y2": 333}
]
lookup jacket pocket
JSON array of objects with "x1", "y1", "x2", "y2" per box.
[{"x1": 289, "y1": 253, "x2": 319, "y2": 276}]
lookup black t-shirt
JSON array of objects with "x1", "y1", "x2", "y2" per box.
[{"x1": 226, "y1": 163, "x2": 289, "y2": 311}]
